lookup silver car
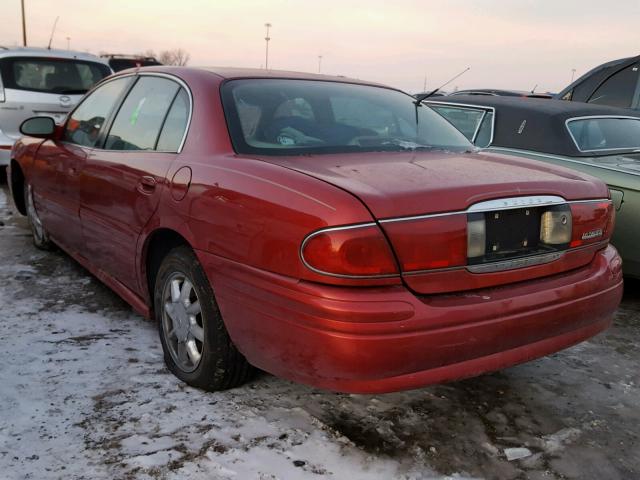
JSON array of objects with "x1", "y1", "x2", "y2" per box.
[{"x1": 0, "y1": 47, "x2": 112, "y2": 167}]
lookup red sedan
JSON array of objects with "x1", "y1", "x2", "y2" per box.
[{"x1": 7, "y1": 67, "x2": 623, "y2": 393}]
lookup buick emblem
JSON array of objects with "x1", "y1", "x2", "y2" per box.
[{"x1": 59, "y1": 95, "x2": 72, "y2": 107}]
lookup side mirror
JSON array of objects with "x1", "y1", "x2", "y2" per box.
[{"x1": 20, "y1": 116, "x2": 56, "y2": 138}]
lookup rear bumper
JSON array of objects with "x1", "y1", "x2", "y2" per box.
[{"x1": 198, "y1": 245, "x2": 623, "y2": 393}]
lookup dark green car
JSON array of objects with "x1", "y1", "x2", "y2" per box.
[{"x1": 427, "y1": 95, "x2": 640, "y2": 277}]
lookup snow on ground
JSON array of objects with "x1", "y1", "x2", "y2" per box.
[{"x1": 0, "y1": 184, "x2": 639, "y2": 480}]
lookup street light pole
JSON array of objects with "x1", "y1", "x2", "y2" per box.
[
  {"x1": 264, "y1": 23, "x2": 272, "y2": 70},
  {"x1": 21, "y1": 0, "x2": 27, "y2": 46},
  {"x1": 66, "y1": 36, "x2": 71, "y2": 50},
  {"x1": 318, "y1": 55, "x2": 322, "y2": 73}
]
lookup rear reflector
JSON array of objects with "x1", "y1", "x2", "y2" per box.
[{"x1": 301, "y1": 224, "x2": 398, "y2": 277}]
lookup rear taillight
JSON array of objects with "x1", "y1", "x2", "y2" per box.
[
  {"x1": 381, "y1": 215, "x2": 467, "y2": 271},
  {"x1": 301, "y1": 224, "x2": 398, "y2": 277},
  {"x1": 570, "y1": 201, "x2": 614, "y2": 247}
]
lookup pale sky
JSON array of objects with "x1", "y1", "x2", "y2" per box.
[{"x1": 1, "y1": 0, "x2": 639, "y2": 93}]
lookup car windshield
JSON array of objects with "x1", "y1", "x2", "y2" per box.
[
  {"x1": 567, "y1": 117, "x2": 640, "y2": 153},
  {"x1": 0, "y1": 57, "x2": 111, "y2": 95},
  {"x1": 221, "y1": 79, "x2": 473, "y2": 155}
]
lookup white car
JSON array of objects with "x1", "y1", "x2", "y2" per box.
[{"x1": 0, "y1": 47, "x2": 112, "y2": 167}]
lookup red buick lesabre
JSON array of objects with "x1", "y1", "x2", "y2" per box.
[{"x1": 8, "y1": 67, "x2": 623, "y2": 393}]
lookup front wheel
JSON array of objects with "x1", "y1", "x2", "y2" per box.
[
  {"x1": 24, "y1": 182, "x2": 53, "y2": 250},
  {"x1": 154, "y1": 246, "x2": 253, "y2": 391}
]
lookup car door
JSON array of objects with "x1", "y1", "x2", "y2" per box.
[
  {"x1": 79, "y1": 74, "x2": 190, "y2": 292},
  {"x1": 30, "y1": 76, "x2": 131, "y2": 254}
]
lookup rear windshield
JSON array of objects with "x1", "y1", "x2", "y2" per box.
[
  {"x1": 108, "y1": 58, "x2": 162, "y2": 72},
  {"x1": 0, "y1": 57, "x2": 111, "y2": 95},
  {"x1": 566, "y1": 117, "x2": 640, "y2": 153},
  {"x1": 221, "y1": 79, "x2": 473, "y2": 155}
]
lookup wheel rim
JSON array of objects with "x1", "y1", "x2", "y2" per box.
[
  {"x1": 161, "y1": 272, "x2": 204, "y2": 373},
  {"x1": 26, "y1": 185, "x2": 45, "y2": 242}
]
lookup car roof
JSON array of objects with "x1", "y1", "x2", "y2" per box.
[
  {"x1": 123, "y1": 65, "x2": 391, "y2": 89},
  {"x1": 428, "y1": 95, "x2": 640, "y2": 157},
  {"x1": 0, "y1": 46, "x2": 109, "y2": 65},
  {"x1": 556, "y1": 54, "x2": 640, "y2": 101}
]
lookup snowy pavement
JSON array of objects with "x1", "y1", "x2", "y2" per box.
[{"x1": 0, "y1": 184, "x2": 639, "y2": 480}]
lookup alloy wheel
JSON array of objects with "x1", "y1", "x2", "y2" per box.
[{"x1": 161, "y1": 272, "x2": 205, "y2": 373}]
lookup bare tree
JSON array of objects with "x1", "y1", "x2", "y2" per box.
[{"x1": 158, "y1": 49, "x2": 190, "y2": 66}]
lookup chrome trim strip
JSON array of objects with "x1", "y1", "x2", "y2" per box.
[
  {"x1": 299, "y1": 223, "x2": 399, "y2": 279},
  {"x1": 466, "y1": 252, "x2": 564, "y2": 273},
  {"x1": 379, "y1": 210, "x2": 466, "y2": 223},
  {"x1": 466, "y1": 195, "x2": 566, "y2": 212},
  {"x1": 488, "y1": 146, "x2": 640, "y2": 178},
  {"x1": 379, "y1": 195, "x2": 584, "y2": 224},
  {"x1": 565, "y1": 115, "x2": 640, "y2": 154}
]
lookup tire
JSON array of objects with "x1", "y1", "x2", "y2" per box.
[
  {"x1": 24, "y1": 182, "x2": 53, "y2": 250},
  {"x1": 154, "y1": 245, "x2": 253, "y2": 391}
]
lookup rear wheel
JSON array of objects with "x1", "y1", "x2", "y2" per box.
[
  {"x1": 154, "y1": 246, "x2": 253, "y2": 390},
  {"x1": 24, "y1": 182, "x2": 53, "y2": 250}
]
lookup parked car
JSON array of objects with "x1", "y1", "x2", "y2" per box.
[
  {"x1": 427, "y1": 95, "x2": 640, "y2": 277},
  {"x1": 449, "y1": 89, "x2": 553, "y2": 99},
  {"x1": 100, "y1": 54, "x2": 162, "y2": 72},
  {"x1": 0, "y1": 47, "x2": 111, "y2": 170},
  {"x1": 8, "y1": 67, "x2": 622, "y2": 393},
  {"x1": 557, "y1": 55, "x2": 640, "y2": 109}
]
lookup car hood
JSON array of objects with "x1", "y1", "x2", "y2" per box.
[{"x1": 249, "y1": 150, "x2": 609, "y2": 219}]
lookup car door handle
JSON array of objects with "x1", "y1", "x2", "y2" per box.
[{"x1": 137, "y1": 176, "x2": 157, "y2": 194}]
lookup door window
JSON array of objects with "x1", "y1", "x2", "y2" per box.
[
  {"x1": 105, "y1": 77, "x2": 180, "y2": 151},
  {"x1": 588, "y1": 64, "x2": 640, "y2": 108},
  {"x1": 156, "y1": 88, "x2": 190, "y2": 152},
  {"x1": 63, "y1": 77, "x2": 130, "y2": 148}
]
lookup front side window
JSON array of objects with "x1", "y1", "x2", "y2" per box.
[
  {"x1": 567, "y1": 117, "x2": 640, "y2": 152},
  {"x1": 63, "y1": 77, "x2": 130, "y2": 148},
  {"x1": 105, "y1": 77, "x2": 180, "y2": 151},
  {"x1": 221, "y1": 79, "x2": 472, "y2": 155},
  {"x1": 588, "y1": 64, "x2": 640, "y2": 108},
  {"x1": 0, "y1": 57, "x2": 111, "y2": 95}
]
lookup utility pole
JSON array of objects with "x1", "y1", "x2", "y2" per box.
[
  {"x1": 571, "y1": 68, "x2": 576, "y2": 83},
  {"x1": 66, "y1": 36, "x2": 70, "y2": 50},
  {"x1": 264, "y1": 23, "x2": 272, "y2": 70},
  {"x1": 21, "y1": 0, "x2": 27, "y2": 46},
  {"x1": 318, "y1": 55, "x2": 322, "y2": 73}
]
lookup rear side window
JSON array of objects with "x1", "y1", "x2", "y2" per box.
[
  {"x1": 0, "y1": 57, "x2": 111, "y2": 95},
  {"x1": 63, "y1": 77, "x2": 130, "y2": 148},
  {"x1": 156, "y1": 88, "x2": 190, "y2": 151},
  {"x1": 430, "y1": 105, "x2": 485, "y2": 141},
  {"x1": 567, "y1": 117, "x2": 640, "y2": 152},
  {"x1": 105, "y1": 77, "x2": 180, "y2": 151},
  {"x1": 588, "y1": 64, "x2": 640, "y2": 108}
]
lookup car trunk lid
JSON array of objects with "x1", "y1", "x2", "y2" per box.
[{"x1": 252, "y1": 150, "x2": 612, "y2": 294}]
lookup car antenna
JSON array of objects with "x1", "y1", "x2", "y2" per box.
[
  {"x1": 531, "y1": 84, "x2": 538, "y2": 94},
  {"x1": 414, "y1": 67, "x2": 471, "y2": 105},
  {"x1": 47, "y1": 16, "x2": 59, "y2": 50}
]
